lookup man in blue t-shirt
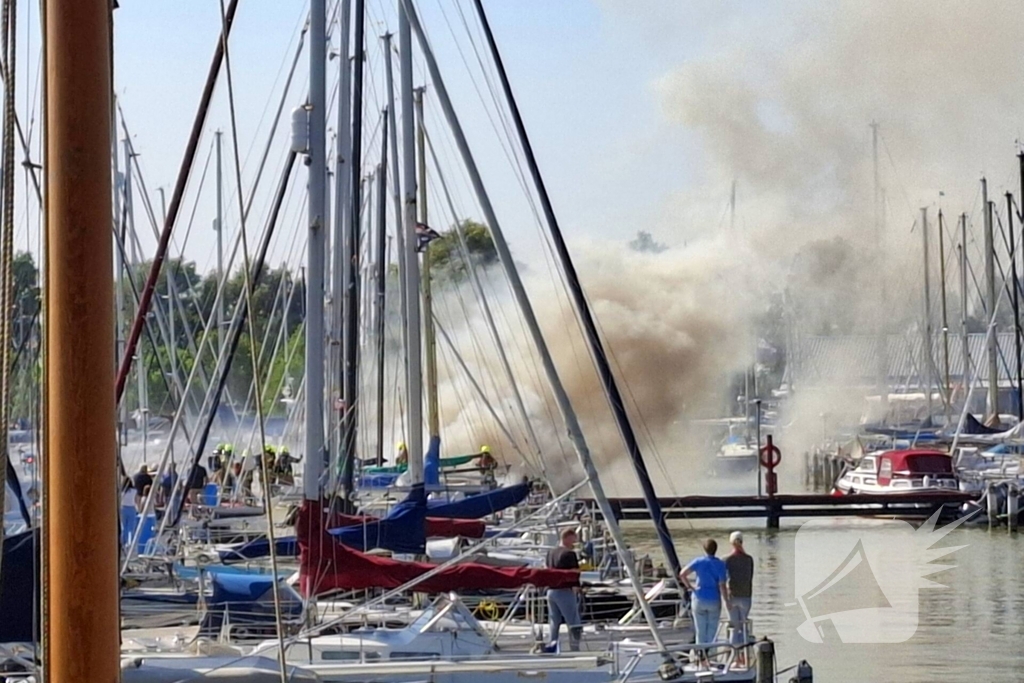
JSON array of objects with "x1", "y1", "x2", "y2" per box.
[{"x1": 679, "y1": 538, "x2": 727, "y2": 645}]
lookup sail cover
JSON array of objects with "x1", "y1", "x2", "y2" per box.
[
  {"x1": 297, "y1": 501, "x2": 577, "y2": 597},
  {"x1": 426, "y1": 482, "x2": 530, "y2": 519},
  {"x1": 330, "y1": 484, "x2": 429, "y2": 554},
  {"x1": 220, "y1": 494, "x2": 485, "y2": 564},
  {"x1": 0, "y1": 529, "x2": 37, "y2": 642}
]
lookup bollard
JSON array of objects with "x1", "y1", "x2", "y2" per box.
[
  {"x1": 755, "y1": 639, "x2": 775, "y2": 683},
  {"x1": 790, "y1": 660, "x2": 814, "y2": 683},
  {"x1": 987, "y1": 485, "x2": 998, "y2": 529},
  {"x1": 1009, "y1": 485, "x2": 1019, "y2": 533}
]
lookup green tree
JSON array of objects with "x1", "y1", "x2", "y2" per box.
[
  {"x1": 629, "y1": 231, "x2": 667, "y2": 254},
  {"x1": 425, "y1": 220, "x2": 498, "y2": 282}
]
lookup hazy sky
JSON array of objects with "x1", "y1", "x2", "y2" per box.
[
  {"x1": 99, "y1": 1, "x2": 753, "y2": 275},
  {"x1": 14, "y1": 1, "x2": 1024, "y2": 285}
]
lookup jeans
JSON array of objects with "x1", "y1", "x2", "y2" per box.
[
  {"x1": 692, "y1": 597, "x2": 721, "y2": 645},
  {"x1": 547, "y1": 588, "x2": 582, "y2": 651},
  {"x1": 727, "y1": 597, "x2": 752, "y2": 645}
]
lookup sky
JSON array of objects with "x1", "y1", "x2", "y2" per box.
[{"x1": 97, "y1": 0, "x2": 736, "y2": 274}]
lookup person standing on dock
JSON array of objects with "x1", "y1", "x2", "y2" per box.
[
  {"x1": 680, "y1": 538, "x2": 727, "y2": 645},
  {"x1": 132, "y1": 464, "x2": 153, "y2": 513},
  {"x1": 725, "y1": 531, "x2": 754, "y2": 662},
  {"x1": 545, "y1": 527, "x2": 583, "y2": 652}
]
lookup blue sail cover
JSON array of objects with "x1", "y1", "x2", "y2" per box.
[
  {"x1": 0, "y1": 529, "x2": 37, "y2": 643},
  {"x1": 330, "y1": 484, "x2": 427, "y2": 554},
  {"x1": 424, "y1": 435, "x2": 441, "y2": 487},
  {"x1": 427, "y1": 482, "x2": 529, "y2": 519},
  {"x1": 219, "y1": 536, "x2": 299, "y2": 564},
  {"x1": 199, "y1": 572, "x2": 303, "y2": 636}
]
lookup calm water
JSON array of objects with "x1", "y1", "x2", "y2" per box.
[{"x1": 626, "y1": 518, "x2": 1024, "y2": 682}]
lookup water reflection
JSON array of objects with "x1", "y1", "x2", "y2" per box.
[{"x1": 626, "y1": 519, "x2": 1024, "y2": 682}]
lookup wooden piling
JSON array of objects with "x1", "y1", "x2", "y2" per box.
[{"x1": 44, "y1": 1, "x2": 119, "y2": 682}]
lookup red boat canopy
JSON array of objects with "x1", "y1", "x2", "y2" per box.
[
  {"x1": 300, "y1": 501, "x2": 577, "y2": 597},
  {"x1": 877, "y1": 449, "x2": 953, "y2": 485}
]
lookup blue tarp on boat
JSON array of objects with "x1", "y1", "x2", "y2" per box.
[
  {"x1": 199, "y1": 572, "x2": 303, "y2": 636},
  {"x1": 0, "y1": 529, "x2": 37, "y2": 643},
  {"x1": 330, "y1": 484, "x2": 428, "y2": 554},
  {"x1": 359, "y1": 472, "x2": 401, "y2": 488},
  {"x1": 424, "y1": 435, "x2": 441, "y2": 487},
  {"x1": 427, "y1": 482, "x2": 529, "y2": 519},
  {"x1": 219, "y1": 536, "x2": 298, "y2": 564}
]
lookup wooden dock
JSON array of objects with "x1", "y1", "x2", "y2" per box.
[{"x1": 586, "y1": 492, "x2": 976, "y2": 528}]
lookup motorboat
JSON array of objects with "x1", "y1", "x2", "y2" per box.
[{"x1": 833, "y1": 449, "x2": 958, "y2": 495}]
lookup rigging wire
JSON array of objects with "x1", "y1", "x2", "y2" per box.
[{"x1": 216, "y1": 1, "x2": 288, "y2": 679}]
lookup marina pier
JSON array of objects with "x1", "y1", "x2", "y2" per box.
[{"x1": 590, "y1": 492, "x2": 974, "y2": 528}]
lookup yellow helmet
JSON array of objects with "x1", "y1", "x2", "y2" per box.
[
  {"x1": 480, "y1": 445, "x2": 491, "y2": 454},
  {"x1": 396, "y1": 441, "x2": 407, "y2": 451}
]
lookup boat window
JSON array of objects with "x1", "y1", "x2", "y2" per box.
[
  {"x1": 879, "y1": 458, "x2": 893, "y2": 479},
  {"x1": 906, "y1": 454, "x2": 953, "y2": 474},
  {"x1": 893, "y1": 480, "x2": 911, "y2": 488},
  {"x1": 390, "y1": 652, "x2": 441, "y2": 660},
  {"x1": 863, "y1": 477, "x2": 876, "y2": 485},
  {"x1": 321, "y1": 651, "x2": 380, "y2": 661},
  {"x1": 852, "y1": 476, "x2": 862, "y2": 485},
  {"x1": 858, "y1": 457, "x2": 876, "y2": 472}
]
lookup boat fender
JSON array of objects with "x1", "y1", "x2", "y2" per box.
[{"x1": 120, "y1": 657, "x2": 144, "y2": 670}]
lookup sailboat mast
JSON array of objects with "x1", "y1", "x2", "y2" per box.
[
  {"x1": 215, "y1": 129, "x2": 224, "y2": 353},
  {"x1": 331, "y1": 0, "x2": 352, "y2": 477},
  {"x1": 304, "y1": 0, "x2": 327, "y2": 502},
  {"x1": 382, "y1": 32, "x2": 408, "y2": 402},
  {"x1": 469, "y1": 0, "x2": 682, "y2": 580},
  {"x1": 375, "y1": 113, "x2": 389, "y2": 466},
  {"x1": 340, "y1": 0, "x2": 365, "y2": 503},
  {"x1": 417, "y1": 88, "x2": 440, "y2": 444},
  {"x1": 1007, "y1": 192, "x2": 1022, "y2": 421},
  {"x1": 938, "y1": 209, "x2": 951, "y2": 417},
  {"x1": 125, "y1": 137, "x2": 149, "y2": 458},
  {"x1": 399, "y1": 1, "x2": 424, "y2": 484},
  {"x1": 983, "y1": 179, "x2": 998, "y2": 422},
  {"x1": 960, "y1": 213, "x2": 971, "y2": 388},
  {"x1": 45, "y1": 0, "x2": 119, "y2": 680},
  {"x1": 871, "y1": 122, "x2": 889, "y2": 410},
  {"x1": 920, "y1": 207, "x2": 934, "y2": 419}
]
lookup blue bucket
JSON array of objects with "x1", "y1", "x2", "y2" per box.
[{"x1": 203, "y1": 483, "x2": 219, "y2": 506}]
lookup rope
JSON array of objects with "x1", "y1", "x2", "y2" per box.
[
  {"x1": 217, "y1": 2, "x2": 288, "y2": 681},
  {"x1": 0, "y1": 0, "x2": 19, "y2": 588}
]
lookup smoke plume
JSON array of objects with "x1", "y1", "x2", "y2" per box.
[{"x1": 422, "y1": 1, "x2": 1024, "y2": 496}]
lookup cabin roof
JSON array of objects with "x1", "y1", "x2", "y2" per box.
[{"x1": 880, "y1": 449, "x2": 952, "y2": 471}]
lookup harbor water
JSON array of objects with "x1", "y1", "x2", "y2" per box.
[{"x1": 627, "y1": 518, "x2": 1024, "y2": 683}]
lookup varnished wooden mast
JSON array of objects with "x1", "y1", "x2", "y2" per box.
[{"x1": 44, "y1": 0, "x2": 119, "y2": 681}]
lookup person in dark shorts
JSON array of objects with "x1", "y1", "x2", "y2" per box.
[
  {"x1": 545, "y1": 528, "x2": 582, "y2": 652},
  {"x1": 132, "y1": 464, "x2": 153, "y2": 512},
  {"x1": 157, "y1": 462, "x2": 178, "y2": 508},
  {"x1": 187, "y1": 462, "x2": 208, "y2": 505},
  {"x1": 725, "y1": 531, "x2": 754, "y2": 661}
]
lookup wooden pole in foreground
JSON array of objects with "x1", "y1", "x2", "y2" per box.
[{"x1": 45, "y1": 1, "x2": 119, "y2": 682}]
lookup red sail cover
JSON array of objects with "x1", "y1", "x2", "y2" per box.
[
  {"x1": 329, "y1": 511, "x2": 486, "y2": 539},
  {"x1": 300, "y1": 502, "x2": 577, "y2": 597}
]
